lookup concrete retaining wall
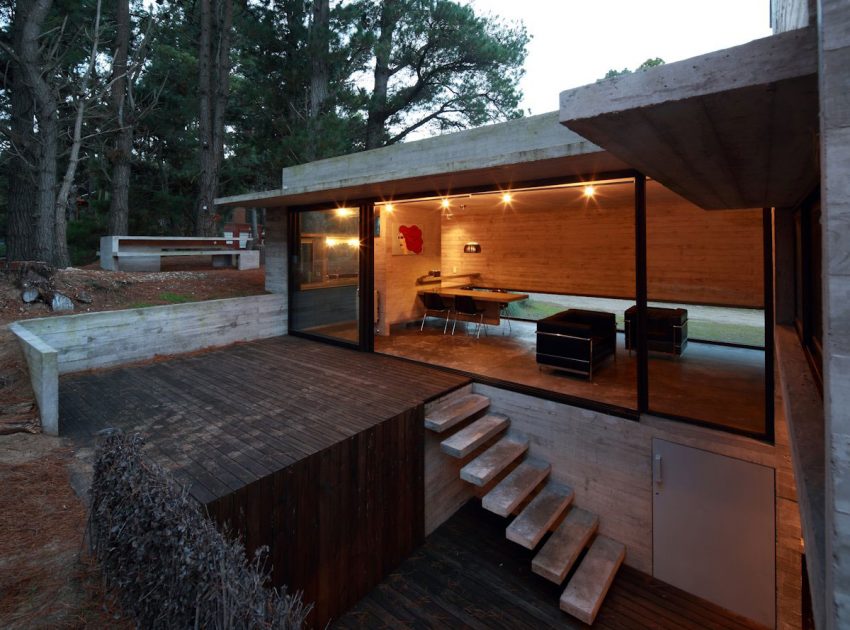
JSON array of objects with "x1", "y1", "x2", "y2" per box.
[{"x1": 10, "y1": 294, "x2": 286, "y2": 435}]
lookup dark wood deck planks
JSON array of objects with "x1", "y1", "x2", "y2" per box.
[
  {"x1": 60, "y1": 335, "x2": 468, "y2": 501},
  {"x1": 59, "y1": 335, "x2": 468, "y2": 627},
  {"x1": 333, "y1": 502, "x2": 768, "y2": 630}
]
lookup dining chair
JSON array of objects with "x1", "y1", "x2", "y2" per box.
[
  {"x1": 419, "y1": 292, "x2": 451, "y2": 333},
  {"x1": 452, "y1": 295, "x2": 486, "y2": 338}
]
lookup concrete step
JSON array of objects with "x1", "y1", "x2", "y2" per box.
[
  {"x1": 424, "y1": 393, "x2": 490, "y2": 433},
  {"x1": 559, "y1": 536, "x2": 625, "y2": 625},
  {"x1": 460, "y1": 434, "x2": 529, "y2": 487},
  {"x1": 506, "y1": 482, "x2": 574, "y2": 549},
  {"x1": 440, "y1": 413, "x2": 509, "y2": 458},
  {"x1": 531, "y1": 507, "x2": 598, "y2": 584},
  {"x1": 482, "y1": 458, "x2": 550, "y2": 517}
]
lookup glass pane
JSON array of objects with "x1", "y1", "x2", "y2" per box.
[
  {"x1": 290, "y1": 207, "x2": 360, "y2": 344},
  {"x1": 373, "y1": 180, "x2": 636, "y2": 411},
  {"x1": 646, "y1": 181, "x2": 766, "y2": 435}
]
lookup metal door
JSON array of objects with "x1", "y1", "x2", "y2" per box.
[{"x1": 652, "y1": 438, "x2": 775, "y2": 627}]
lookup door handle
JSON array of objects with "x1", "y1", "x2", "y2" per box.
[{"x1": 654, "y1": 454, "x2": 663, "y2": 486}]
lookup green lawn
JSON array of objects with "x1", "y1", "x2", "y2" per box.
[{"x1": 503, "y1": 296, "x2": 765, "y2": 347}]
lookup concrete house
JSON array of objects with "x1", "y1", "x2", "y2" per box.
[{"x1": 215, "y1": 0, "x2": 848, "y2": 626}]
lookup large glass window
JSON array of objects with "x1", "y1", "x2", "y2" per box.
[
  {"x1": 373, "y1": 179, "x2": 637, "y2": 411},
  {"x1": 290, "y1": 207, "x2": 361, "y2": 345},
  {"x1": 645, "y1": 181, "x2": 767, "y2": 435}
]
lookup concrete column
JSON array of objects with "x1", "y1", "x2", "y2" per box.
[
  {"x1": 819, "y1": 0, "x2": 850, "y2": 627},
  {"x1": 263, "y1": 208, "x2": 288, "y2": 334},
  {"x1": 264, "y1": 208, "x2": 288, "y2": 294}
]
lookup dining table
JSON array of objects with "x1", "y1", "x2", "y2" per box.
[{"x1": 418, "y1": 286, "x2": 529, "y2": 326}]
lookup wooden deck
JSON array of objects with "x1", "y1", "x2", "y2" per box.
[
  {"x1": 334, "y1": 502, "x2": 768, "y2": 629},
  {"x1": 59, "y1": 336, "x2": 470, "y2": 626},
  {"x1": 60, "y1": 335, "x2": 469, "y2": 503}
]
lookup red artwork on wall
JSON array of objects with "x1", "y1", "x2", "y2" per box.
[{"x1": 396, "y1": 224, "x2": 424, "y2": 255}]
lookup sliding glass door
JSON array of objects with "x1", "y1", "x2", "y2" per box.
[{"x1": 290, "y1": 207, "x2": 362, "y2": 345}]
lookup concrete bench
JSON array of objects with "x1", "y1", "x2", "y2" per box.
[{"x1": 100, "y1": 236, "x2": 260, "y2": 272}]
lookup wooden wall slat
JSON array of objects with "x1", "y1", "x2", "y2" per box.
[
  {"x1": 205, "y1": 407, "x2": 425, "y2": 628},
  {"x1": 437, "y1": 181, "x2": 763, "y2": 308}
]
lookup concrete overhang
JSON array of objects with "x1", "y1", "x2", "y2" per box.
[
  {"x1": 559, "y1": 26, "x2": 819, "y2": 210},
  {"x1": 215, "y1": 112, "x2": 630, "y2": 209}
]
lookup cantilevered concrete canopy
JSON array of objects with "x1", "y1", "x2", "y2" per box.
[
  {"x1": 215, "y1": 112, "x2": 630, "y2": 208},
  {"x1": 559, "y1": 27, "x2": 819, "y2": 210}
]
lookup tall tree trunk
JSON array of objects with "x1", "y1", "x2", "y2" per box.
[
  {"x1": 53, "y1": 0, "x2": 102, "y2": 268},
  {"x1": 17, "y1": 0, "x2": 58, "y2": 264},
  {"x1": 195, "y1": 0, "x2": 232, "y2": 237},
  {"x1": 306, "y1": 0, "x2": 329, "y2": 161},
  {"x1": 5, "y1": 0, "x2": 37, "y2": 262},
  {"x1": 107, "y1": 0, "x2": 132, "y2": 236},
  {"x1": 195, "y1": 0, "x2": 213, "y2": 236},
  {"x1": 365, "y1": 0, "x2": 398, "y2": 150}
]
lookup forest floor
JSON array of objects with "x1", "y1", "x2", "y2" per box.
[{"x1": 0, "y1": 259, "x2": 266, "y2": 628}]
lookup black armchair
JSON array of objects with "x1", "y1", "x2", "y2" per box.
[
  {"x1": 536, "y1": 309, "x2": 617, "y2": 379},
  {"x1": 624, "y1": 306, "x2": 688, "y2": 355}
]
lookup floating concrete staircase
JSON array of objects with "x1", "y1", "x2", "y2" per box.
[{"x1": 424, "y1": 389, "x2": 626, "y2": 626}]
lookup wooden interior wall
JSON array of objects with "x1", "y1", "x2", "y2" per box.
[
  {"x1": 205, "y1": 407, "x2": 425, "y2": 628},
  {"x1": 646, "y1": 181, "x2": 764, "y2": 307},
  {"x1": 375, "y1": 206, "x2": 442, "y2": 335},
  {"x1": 435, "y1": 182, "x2": 763, "y2": 308},
  {"x1": 441, "y1": 185, "x2": 637, "y2": 299}
]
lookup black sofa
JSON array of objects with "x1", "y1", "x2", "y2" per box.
[
  {"x1": 624, "y1": 305, "x2": 689, "y2": 355},
  {"x1": 536, "y1": 309, "x2": 617, "y2": 379}
]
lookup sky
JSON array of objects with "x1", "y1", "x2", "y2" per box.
[{"x1": 467, "y1": 0, "x2": 774, "y2": 115}]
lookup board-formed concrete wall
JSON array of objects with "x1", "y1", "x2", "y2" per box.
[
  {"x1": 10, "y1": 294, "x2": 286, "y2": 435},
  {"x1": 469, "y1": 384, "x2": 779, "y2": 574},
  {"x1": 820, "y1": 1, "x2": 850, "y2": 627}
]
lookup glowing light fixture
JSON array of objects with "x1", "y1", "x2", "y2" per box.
[
  {"x1": 441, "y1": 198, "x2": 450, "y2": 209},
  {"x1": 583, "y1": 185, "x2": 596, "y2": 198},
  {"x1": 384, "y1": 203, "x2": 394, "y2": 213},
  {"x1": 335, "y1": 207, "x2": 355, "y2": 217},
  {"x1": 501, "y1": 193, "x2": 513, "y2": 204},
  {"x1": 463, "y1": 242, "x2": 482, "y2": 254},
  {"x1": 325, "y1": 236, "x2": 359, "y2": 248}
]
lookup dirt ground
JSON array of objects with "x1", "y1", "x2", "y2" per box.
[
  {"x1": 0, "y1": 260, "x2": 266, "y2": 627},
  {"x1": 0, "y1": 434, "x2": 129, "y2": 629}
]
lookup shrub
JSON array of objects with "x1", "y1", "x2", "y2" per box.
[{"x1": 88, "y1": 432, "x2": 311, "y2": 629}]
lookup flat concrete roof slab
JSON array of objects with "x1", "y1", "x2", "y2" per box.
[
  {"x1": 216, "y1": 112, "x2": 630, "y2": 208},
  {"x1": 559, "y1": 27, "x2": 818, "y2": 210}
]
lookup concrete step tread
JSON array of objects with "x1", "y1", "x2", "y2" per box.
[
  {"x1": 424, "y1": 393, "x2": 490, "y2": 433},
  {"x1": 506, "y1": 481, "x2": 575, "y2": 549},
  {"x1": 440, "y1": 413, "x2": 510, "y2": 458},
  {"x1": 482, "y1": 458, "x2": 551, "y2": 517},
  {"x1": 531, "y1": 507, "x2": 599, "y2": 584},
  {"x1": 559, "y1": 535, "x2": 626, "y2": 625},
  {"x1": 459, "y1": 435, "x2": 529, "y2": 487}
]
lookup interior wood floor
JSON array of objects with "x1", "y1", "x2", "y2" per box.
[
  {"x1": 333, "y1": 501, "x2": 767, "y2": 629},
  {"x1": 376, "y1": 319, "x2": 766, "y2": 435}
]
